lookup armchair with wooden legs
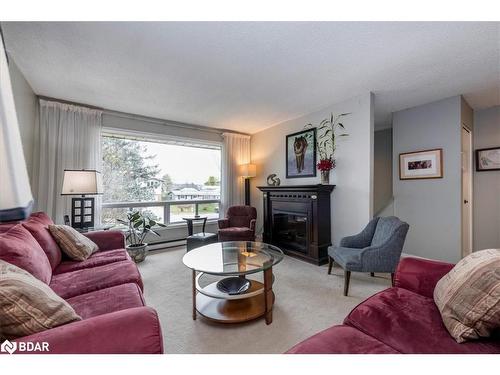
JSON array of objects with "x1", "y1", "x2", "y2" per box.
[{"x1": 327, "y1": 216, "x2": 409, "y2": 296}]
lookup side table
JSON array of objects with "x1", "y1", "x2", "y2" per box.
[{"x1": 183, "y1": 216, "x2": 208, "y2": 236}]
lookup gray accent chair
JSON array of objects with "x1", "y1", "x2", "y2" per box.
[{"x1": 328, "y1": 216, "x2": 409, "y2": 296}]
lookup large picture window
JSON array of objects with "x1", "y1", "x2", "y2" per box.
[{"x1": 101, "y1": 133, "x2": 221, "y2": 225}]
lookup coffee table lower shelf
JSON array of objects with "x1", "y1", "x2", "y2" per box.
[
  {"x1": 192, "y1": 268, "x2": 275, "y2": 325},
  {"x1": 195, "y1": 286, "x2": 275, "y2": 324}
]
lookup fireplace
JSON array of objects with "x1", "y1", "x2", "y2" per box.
[
  {"x1": 273, "y1": 211, "x2": 308, "y2": 254},
  {"x1": 258, "y1": 185, "x2": 334, "y2": 265}
]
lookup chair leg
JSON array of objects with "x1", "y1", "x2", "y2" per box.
[
  {"x1": 370, "y1": 272, "x2": 375, "y2": 277},
  {"x1": 343, "y1": 270, "x2": 351, "y2": 296},
  {"x1": 327, "y1": 256, "x2": 333, "y2": 275},
  {"x1": 390, "y1": 272, "x2": 395, "y2": 287}
]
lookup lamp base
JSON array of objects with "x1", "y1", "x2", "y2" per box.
[
  {"x1": 71, "y1": 197, "x2": 95, "y2": 229},
  {"x1": 244, "y1": 178, "x2": 251, "y2": 206}
]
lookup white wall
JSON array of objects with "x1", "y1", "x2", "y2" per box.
[
  {"x1": 251, "y1": 92, "x2": 374, "y2": 245},
  {"x1": 393, "y1": 96, "x2": 462, "y2": 263},
  {"x1": 473, "y1": 106, "x2": 500, "y2": 251},
  {"x1": 8, "y1": 58, "x2": 37, "y2": 186}
]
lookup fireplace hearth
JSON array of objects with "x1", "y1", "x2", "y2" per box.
[{"x1": 257, "y1": 185, "x2": 334, "y2": 265}]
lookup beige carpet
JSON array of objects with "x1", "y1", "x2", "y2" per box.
[{"x1": 138, "y1": 247, "x2": 389, "y2": 354}]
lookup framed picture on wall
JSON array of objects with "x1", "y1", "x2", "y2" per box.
[
  {"x1": 399, "y1": 148, "x2": 443, "y2": 180},
  {"x1": 476, "y1": 147, "x2": 500, "y2": 171},
  {"x1": 286, "y1": 128, "x2": 317, "y2": 178}
]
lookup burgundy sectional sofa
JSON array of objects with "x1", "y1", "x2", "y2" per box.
[
  {"x1": 287, "y1": 257, "x2": 500, "y2": 354},
  {"x1": 0, "y1": 212, "x2": 163, "y2": 354}
]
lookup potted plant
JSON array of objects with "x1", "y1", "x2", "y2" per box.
[
  {"x1": 305, "y1": 112, "x2": 350, "y2": 184},
  {"x1": 118, "y1": 211, "x2": 166, "y2": 263}
]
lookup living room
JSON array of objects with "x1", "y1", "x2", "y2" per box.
[{"x1": 1, "y1": 1, "x2": 499, "y2": 373}]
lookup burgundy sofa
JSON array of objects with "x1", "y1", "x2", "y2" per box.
[
  {"x1": 218, "y1": 205, "x2": 257, "y2": 242},
  {"x1": 287, "y1": 257, "x2": 500, "y2": 354},
  {"x1": 0, "y1": 212, "x2": 163, "y2": 354}
]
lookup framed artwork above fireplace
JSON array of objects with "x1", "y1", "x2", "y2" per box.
[{"x1": 286, "y1": 128, "x2": 317, "y2": 178}]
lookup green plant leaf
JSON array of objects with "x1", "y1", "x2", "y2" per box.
[{"x1": 149, "y1": 229, "x2": 161, "y2": 237}]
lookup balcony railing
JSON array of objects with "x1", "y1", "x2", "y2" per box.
[{"x1": 101, "y1": 199, "x2": 220, "y2": 226}]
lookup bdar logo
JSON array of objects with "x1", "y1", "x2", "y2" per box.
[{"x1": 1, "y1": 340, "x2": 17, "y2": 354}]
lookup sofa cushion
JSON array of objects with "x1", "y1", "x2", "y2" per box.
[
  {"x1": 286, "y1": 325, "x2": 399, "y2": 354},
  {"x1": 66, "y1": 283, "x2": 145, "y2": 319},
  {"x1": 49, "y1": 225, "x2": 99, "y2": 261},
  {"x1": 344, "y1": 287, "x2": 500, "y2": 354},
  {"x1": 218, "y1": 227, "x2": 254, "y2": 240},
  {"x1": 22, "y1": 212, "x2": 62, "y2": 270},
  {"x1": 54, "y1": 248, "x2": 130, "y2": 274},
  {"x1": 434, "y1": 248, "x2": 500, "y2": 343},
  {"x1": 50, "y1": 260, "x2": 143, "y2": 299},
  {"x1": 0, "y1": 225, "x2": 52, "y2": 284},
  {"x1": 0, "y1": 222, "x2": 18, "y2": 233},
  {"x1": 0, "y1": 260, "x2": 80, "y2": 340}
]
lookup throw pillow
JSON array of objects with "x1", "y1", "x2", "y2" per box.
[
  {"x1": 434, "y1": 248, "x2": 500, "y2": 343},
  {"x1": 22, "y1": 212, "x2": 62, "y2": 270},
  {"x1": 0, "y1": 259, "x2": 81, "y2": 340},
  {"x1": 48, "y1": 225, "x2": 99, "y2": 261},
  {"x1": 0, "y1": 225, "x2": 52, "y2": 284}
]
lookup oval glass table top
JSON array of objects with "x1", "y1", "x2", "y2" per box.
[{"x1": 183, "y1": 241, "x2": 284, "y2": 276}]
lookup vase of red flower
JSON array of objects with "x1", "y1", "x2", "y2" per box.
[
  {"x1": 305, "y1": 112, "x2": 350, "y2": 185},
  {"x1": 317, "y1": 158, "x2": 335, "y2": 184}
]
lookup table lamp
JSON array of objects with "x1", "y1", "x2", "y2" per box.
[
  {"x1": 239, "y1": 163, "x2": 256, "y2": 206},
  {"x1": 61, "y1": 169, "x2": 102, "y2": 229},
  {"x1": 0, "y1": 29, "x2": 34, "y2": 222}
]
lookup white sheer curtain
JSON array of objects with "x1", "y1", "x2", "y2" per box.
[
  {"x1": 32, "y1": 100, "x2": 102, "y2": 224},
  {"x1": 221, "y1": 132, "x2": 251, "y2": 215}
]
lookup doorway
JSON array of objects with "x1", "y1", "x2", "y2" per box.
[{"x1": 461, "y1": 126, "x2": 473, "y2": 257}]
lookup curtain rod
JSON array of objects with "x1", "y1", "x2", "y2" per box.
[{"x1": 37, "y1": 95, "x2": 250, "y2": 137}]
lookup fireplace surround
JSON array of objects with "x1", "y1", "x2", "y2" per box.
[{"x1": 257, "y1": 185, "x2": 335, "y2": 265}]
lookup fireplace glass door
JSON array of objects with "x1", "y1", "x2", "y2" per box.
[{"x1": 272, "y1": 211, "x2": 308, "y2": 254}]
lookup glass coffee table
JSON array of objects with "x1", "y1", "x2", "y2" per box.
[{"x1": 182, "y1": 241, "x2": 284, "y2": 325}]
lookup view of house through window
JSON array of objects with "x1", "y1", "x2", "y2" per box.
[{"x1": 101, "y1": 134, "x2": 222, "y2": 225}]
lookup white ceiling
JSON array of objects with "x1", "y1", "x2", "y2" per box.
[{"x1": 2, "y1": 22, "x2": 499, "y2": 133}]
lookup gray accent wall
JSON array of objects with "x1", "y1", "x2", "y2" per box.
[
  {"x1": 473, "y1": 106, "x2": 500, "y2": 251},
  {"x1": 8, "y1": 58, "x2": 37, "y2": 186},
  {"x1": 374, "y1": 128, "x2": 393, "y2": 215},
  {"x1": 393, "y1": 96, "x2": 462, "y2": 263}
]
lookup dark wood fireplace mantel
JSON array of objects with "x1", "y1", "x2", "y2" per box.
[{"x1": 257, "y1": 185, "x2": 335, "y2": 265}]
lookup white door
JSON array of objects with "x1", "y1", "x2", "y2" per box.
[{"x1": 461, "y1": 126, "x2": 473, "y2": 257}]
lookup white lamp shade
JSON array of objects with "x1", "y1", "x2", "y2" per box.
[
  {"x1": 239, "y1": 163, "x2": 257, "y2": 178},
  {"x1": 0, "y1": 34, "x2": 34, "y2": 221},
  {"x1": 61, "y1": 170, "x2": 103, "y2": 195}
]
